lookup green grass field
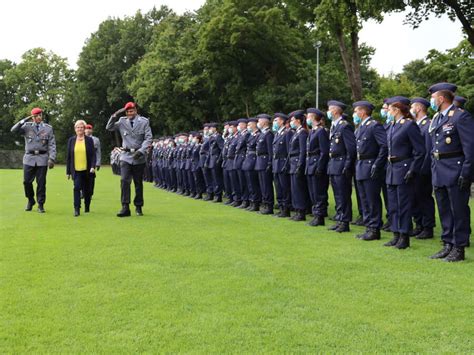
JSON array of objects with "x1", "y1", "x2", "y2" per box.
[{"x1": 1, "y1": 167, "x2": 473, "y2": 352}]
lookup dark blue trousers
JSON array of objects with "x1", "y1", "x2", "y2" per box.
[
  {"x1": 434, "y1": 184, "x2": 471, "y2": 247},
  {"x1": 330, "y1": 174, "x2": 353, "y2": 223},
  {"x1": 223, "y1": 169, "x2": 232, "y2": 200},
  {"x1": 290, "y1": 173, "x2": 309, "y2": 211},
  {"x1": 387, "y1": 181, "x2": 415, "y2": 234},
  {"x1": 202, "y1": 167, "x2": 213, "y2": 194},
  {"x1": 237, "y1": 169, "x2": 248, "y2": 201},
  {"x1": 258, "y1": 170, "x2": 274, "y2": 206},
  {"x1": 307, "y1": 174, "x2": 329, "y2": 217},
  {"x1": 274, "y1": 172, "x2": 291, "y2": 209},
  {"x1": 229, "y1": 169, "x2": 241, "y2": 202},
  {"x1": 413, "y1": 174, "x2": 436, "y2": 228},
  {"x1": 357, "y1": 178, "x2": 383, "y2": 229},
  {"x1": 211, "y1": 167, "x2": 224, "y2": 196},
  {"x1": 193, "y1": 168, "x2": 205, "y2": 195},
  {"x1": 245, "y1": 170, "x2": 261, "y2": 203}
]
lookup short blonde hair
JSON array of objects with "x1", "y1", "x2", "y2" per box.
[{"x1": 74, "y1": 119, "x2": 87, "y2": 128}]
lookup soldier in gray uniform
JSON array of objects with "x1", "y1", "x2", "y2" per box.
[
  {"x1": 106, "y1": 102, "x2": 153, "y2": 217},
  {"x1": 11, "y1": 107, "x2": 56, "y2": 213},
  {"x1": 85, "y1": 124, "x2": 101, "y2": 197}
]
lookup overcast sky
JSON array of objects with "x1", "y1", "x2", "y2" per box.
[{"x1": 0, "y1": 0, "x2": 465, "y2": 75}]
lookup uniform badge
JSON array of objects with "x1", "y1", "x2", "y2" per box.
[
  {"x1": 446, "y1": 137, "x2": 451, "y2": 144},
  {"x1": 422, "y1": 120, "x2": 427, "y2": 125},
  {"x1": 335, "y1": 138, "x2": 339, "y2": 144},
  {"x1": 400, "y1": 119, "x2": 405, "y2": 124},
  {"x1": 448, "y1": 110, "x2": 454, "y2": 117}
]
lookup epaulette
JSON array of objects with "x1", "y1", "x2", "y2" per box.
[{"x1": 43, "y1": 123, "x2": 52, "y2": 128}]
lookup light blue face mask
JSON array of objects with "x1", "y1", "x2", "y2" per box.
[
  {"x1": 430, "y1": 97, "x2": 439, "y2": 111},
  {"x1": 290, "y1": 122, "x2": 297, "y2": 129},
  {"x1": 272, "y1": 122, "x2": 279, "y2": 132},
  {"x1": 353, "y1": 113, "x2": 362, "y2": 125},
  {"x1": 306, "y1": 118, "x2": 313, "y2": 127},
  {"x1": 380, "y1": 109, "x2": 387, "y2": 119},
  {"x1": 327, "y1": 111, "x2": 333, "y2": 120},
  {"x1": 386, "y1": 113, "x2": 395, "y2": 124},
  {"x1": 247, "y1": 127, "x2": 253, "y2": 133}
]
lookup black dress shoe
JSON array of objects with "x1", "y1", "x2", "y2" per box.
[
  {"x1": 224, "y1": 199, "x2": 233, "y2": 205},
  {"x1": 239, "y1": 201, "x2": 249, "y2": 209},
  {"x1": 384, "y1": 232, "x2": 400, "y2": 247},
  {"x1": 292, "y1": 211, "x2": 306, "y2": 222},
  {"x1": 335, "y1": 222, "x2": 350, "y2": 233},
  {"x1": 194, "y1": 194, "x2": 202, "y2": 200},
  {"x1": 203, "y1": 194, "x2": 214, "y2": 201},
  {"x1": 382, "y1": 222, "x2": 392, "y2": 232},
  {"x1": 25, "y1": 200, "x2": 35, "y2": 211},
  {"x1": 136, "y1": 206, "x2": 143, "y2": 216},
  {"x1": 430, "y1": 244, "x2": 452, "y2": 259},
  {"x1": 409, "y1": 225, "x2": 423, "y2": 237},
  {"x1": 328, "y1": 222, "x2": 340, "y2": 231},
  {"x1": 307, "y1": 217, "x2": 320, "y2": 226},
  {"x1": 213, "y1": 195, "x2": 223, "y2": 203},
  {"x1": 117, "y1": 205, "x2": 131, "y2": 217},
  {"x1": 313, "y1": 215, "x2": 325, "y2": 226},
  {"x1": 351, "y1": 216, "x2": 363, "y2": 226},
  {"x1": 85, "y1": 205, "x2": 90, "y2": 213},
  {"x1": 361, "y1": 229, "x2": 381, "y2": 241},
  {"x1": 260, "y1": 204, "x2": 273, "y2": 215},
  {"x1": 356, "y1": 230, "x2": 368, "y2": 239},
  {"x1": 249, "y1": 203, "x2": 260, "y2": 212},
  {"x1": 74, "y1": 208, "x2": 80, "y2": 217},
  {"x1": 395, "y1": 233, "x2": 410, "y2": 249},
  {"x1": 416, "y1": 228, "x2": 434, "y2": 240},
  {"x1": 37, "y1": 204, "x2": 45, "y2": 213},
  {"x1": 443, "y1": 247, "x2": 465, "y2": 262},
  {"x1": 231, "y1": 201, "x2": 242, "y2": 207},
  {"x1": 275, "y1": 208, "x2": 290, "y2": 218}
]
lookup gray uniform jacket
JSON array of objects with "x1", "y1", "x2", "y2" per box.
[
  {"x1": 91, "y1": 135, "x2": 102, "y2": 166},
  {"x1": 106, "y1": 114, "x2": 153, "y2": 165},
  {"x1": 11, "y1": 120, "x2": 57, "y2": 166}
]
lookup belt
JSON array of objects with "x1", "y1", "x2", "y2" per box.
[
  {"x1": 289, "y1": 153, "x2": 299, "y2": 157},
  {"x1": 432, "y1": 151, "x2": 463, "y2": 160},
  {"x1": 387, "y1": 156, "x2": 411, "y2": 163},
  {"x1": 307, "y1": 151, "x2": 321, "y2": 157},
  {"x1": 357, "y1": 153, "x2": 377, "y2": 160},
  {"x1": 227, "y1": 155, "x2": 235, "y2": 159},
  {"x1": 256, "y1": 153, "x2": 268, "y2": 157},
  {"x1": 273, "y1": 154, "x2": 287, "y2": 159},
  {"x1": 123, "y1": 148, "x2": 138, "y2": 153},
  {"x1": 27, "y1": 150, "x2": 47, "y2": 155},
  {"x1": 329, "y1": 153, "x2": 342, "y2": 158}
]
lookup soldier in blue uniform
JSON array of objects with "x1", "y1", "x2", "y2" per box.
[
  {"x1": 226, "y1": 121, "x2": 241, "y2": 206},
  {"x1": 453, "y1": 96, "x2": 467, "y2": 109},
  {"x1": 185, "y1": 132, "x2": 197, "y2": 197},
  {"x1": 383, "y1": 96, "x2": 425, "y2": 249},
  {"x1": 11, "y1": 107, "x2": 57, "y2": 213},
  {"x1": 242, "y1": 118, "x2": 261, "y2": 211},
  {"x1": 234, "y1": 119, "x2": 250, "y2": 208},
  {"x1": 200, "y1": 123, "x2": 214, "y2": 201},
  {"x1": 221, "y1": 122, "x2": 233, "y2": 204},
  {"x1": 305, "y1": 108, "x2": 330, "y2": 226},
  {"x1": 352, "y1": 101, "x2": 388, "y2": 241},
  {"x1": 326, "y1": 100, "x2": 356, "y2": 232},
  {"x1": 207, "y1": 123, "x2": 224, "y2": 203},
  {"x1": 190, "y1": 133, "x2": 205, "y2": 199},
  {"x1": 409, "y1": 98, "x2": 436, "y2": 239},
  {"x1": 272, "y1": 113, "x2": 293, "y2": 218},
  {"x1": 255, "y1": 114, "x2": 274, "y2": 215},
  {"x1": 288, "y1": 110, "x2": 310, "y2": 221},
  {"x1": 428, "y1": 83, "x2": 474, "y2": 262},
  {"x1": 380, "y1": 99, "x2": 392, "y2": 231}
]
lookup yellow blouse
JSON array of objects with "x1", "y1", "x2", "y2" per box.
[{"x1": 74, "y1": 139, "x2": 87, "y2": 171}]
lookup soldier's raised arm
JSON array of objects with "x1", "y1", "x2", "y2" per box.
[
  {"x1": 11, "y1": 115, "x2": 32, "y2": 133},
  {"x1": 106, "y1": 108, "x2": 126, "y2": 131}
]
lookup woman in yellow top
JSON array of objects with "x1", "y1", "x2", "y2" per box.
[{"x1": 66, "y1": 120, "x2": 96, "y2": 216}]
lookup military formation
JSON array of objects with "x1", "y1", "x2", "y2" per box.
[{"x1": 10, "y1": 83, "x2": 473, "y2": 262}]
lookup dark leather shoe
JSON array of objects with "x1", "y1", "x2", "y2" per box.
[
  {"x1": 37, "y1": 204, "x2": 45, "y2": 213},
  {"x1": 194, "y1": 194, "x2": 202, "y2": 200},
  {"x1": 443, "y1": 247, "x2": 465, "y2": 262},
  {"x1": 25, "y1": 200, "x2": 35, "y2": 211},
  {"x1": 224, "y1": 199, "x2": 233, "y2": 205},
  {"x1": 395, "y1": 233, "x2": 410, "y2": 249},
  {"x1": 430, "y1": 244, "x2": 452, "y2": 259},
  {"x1": 74, "y1": 208, "x2": 80, "y2": 217},
  {"x1": 351, "y1": 216, "x2": 363, "y2": 226},
  {"x1": 85, "y1": 205, "x2": 90, "y2": 213},
  {"x1": 409, "y1": 225, "x2": 423, "y2": 237},
  {"x1": 231, "y1": 201, "x2": 242, "y2": 207},
  {"x1": 328, "y1": 223, "x2": 340, "y2": 231},
  {"x1": 203, "y1": 194, "x2": 214, "y2": 201},
  {"x1": 213, "y1": 195, "x2": 223, "y2": 203},
  {"x1": 276, "y1": 208, "x2": 291, "y2": 218},
  {"x1": 329, "y1": 215, "x2": 338, "y2": 221},
  {"x1": 384, "y1": 232, "x2": 400, "y2": 247},
  {"x1": 382, "y1": 221, "x2": 392, "y2": 232},
  {"x1": 249, "y1": 203, "x2": 260, "y2": 212},
  {"x1": 117, "y1": 205, "x2": 131, "y2": 217},
  {"x1": 416, "y1": 228, "x2": 434, "y2": 240},
  {"x1": 307, "y1": 216, "x2": 324, "y2": 226},
  {"x1": 260, "y1": 205, "x2": 273, "y2": 215},
  {"x1": 292, "y1": 211, "x2": 306, "y2": 222},
  {"x1": 356, "y1": 230, "x2": 368, "y2": 239},
  {"x1": 136, "y1": 206, "x2": 143, "y2": 216},
  {"x1": 361, "y1": 229, "x2": 381, "y2": 241},
  {"x1": 335, "y1": 222, "x2": 350, "y2": 233},
  {"x1": 238, "y1": 201, "x2": 249, "y2": 209}
]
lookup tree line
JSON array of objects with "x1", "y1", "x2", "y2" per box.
[{"x1": 0, "y1": 0, "x2": 472, "y2": 162}]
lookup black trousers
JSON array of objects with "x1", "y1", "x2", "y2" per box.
[
  {"x1": 120, "y1": 162, "x2": 145, "y2": 207},
  {"x1": 23, "y1": 164, "x2": 47, "y2": 204},
  {"x1": 74, "y1": 171, "x2": 92, "y2": 209}
]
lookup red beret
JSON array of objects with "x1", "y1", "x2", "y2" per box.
[
  {"x1": 124, "y1": 102, "x2": 136, "y2": 110},
  {"x1": 85, "y1": 124, "x2": 93, "y2": 129},
  {"x1": 31, "y1": 107, "x2": 43, "y2": 115}
]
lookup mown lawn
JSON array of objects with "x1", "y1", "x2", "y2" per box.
[{"x1": 0, "y1": 167, "x2": 472, "y2": 352}]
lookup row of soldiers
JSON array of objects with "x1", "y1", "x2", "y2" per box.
[{"x1": 149, "y1": 83, "x2": 472, "y2": 262}]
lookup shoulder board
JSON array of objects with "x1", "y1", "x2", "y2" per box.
[
  {"x1": 43, "y1": 123, "x2": 52, "y2": 128},
  {"x1": 448, "y1": 110, "x2": 455, "y2": 117},
  {"x1": 340, "y1": 120, "x2": 348, "y2": 124},
  {"x1": 139, "y1": 116, "x2": 149, "y2": 122}
]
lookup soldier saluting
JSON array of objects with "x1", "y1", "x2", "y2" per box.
[
  {"x1": 106, "y1": 102, "x2": 153, "y2": 217},
  {"x1": 11, "y1": 107, "x2": 56, "y2": 213}
]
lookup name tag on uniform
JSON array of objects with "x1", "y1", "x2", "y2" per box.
[{"x1": 442, "y1": 124, "x2": 453, "y2": 132}]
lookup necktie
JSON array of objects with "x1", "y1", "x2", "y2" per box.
[{"x1": 130, "y1": 120, "x2": 134, "y2": 128}]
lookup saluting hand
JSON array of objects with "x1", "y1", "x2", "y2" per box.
[{"x1": 113, "y1": 107, "x2": 126, "y2": 117}]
